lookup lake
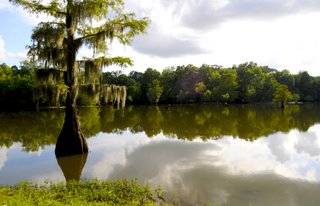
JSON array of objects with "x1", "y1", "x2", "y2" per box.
[{"x1": 1, "y1": 104, "x2": 320, "y2": 205}]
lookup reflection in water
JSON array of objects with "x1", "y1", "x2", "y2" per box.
[
  {"x1": 76, "y1": 104, "x2": 320, "y2": 140},
  {"x1": 1, "y1": 104, "x2": 320, "y2": 151},
  {"x1": 1, "y1": 104, "x2": 320, "y2": 205},
  {"x1": 56, "y1": 153, "x2": 88, "y2": 181},
  {"x1": 55, "y1": 105, "x2": 89, "y2": 181},
  {"x1": 0, "y1": 146, "x2": 8, "y2": 170},
  {"x1": 0, "y1": 109, "x2": 65, "y2": 151},
  {"x1": 101, "y1": 132, "x2": 320, "y2": 206}
]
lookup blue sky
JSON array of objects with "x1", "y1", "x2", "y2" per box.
[
  {"x1": 0, "y1": 5, "x2": 32, "y2": 65},
  {"x1": 1, "y1": 0, "x2": 320, "y2": 76}
]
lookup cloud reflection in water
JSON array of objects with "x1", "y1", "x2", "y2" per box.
[{"x1": 85, "y1": 126, "x2": 320, "y2": 205}]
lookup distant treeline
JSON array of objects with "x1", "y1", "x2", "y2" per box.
[
  {"x1": 0, "y1": 61, "x2": 319, "y2": 108},
  {"x1": 102, "y1": 62, "x2": 319, "y2": 104}
]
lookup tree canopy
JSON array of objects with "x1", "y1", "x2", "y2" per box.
[
  {"x1": 10, "y1": 0, "x2": 150, "y2": 108},
  {"x1": 273, "y1": 84, "x2": 293, "y2": 108},
  {"x1": 9, "y1": 0, "x2": 150, "y2": 157},
  {"x1": 10, "y1": 0, "x2": 149, "y2": 68}
]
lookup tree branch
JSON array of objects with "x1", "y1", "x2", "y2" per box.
[
  {"x1": 9, "y1": 0, "x2": 66, "y2": 16},
  {"x1": 76, "y1": 31, "x2": 105, "y2": 43}
]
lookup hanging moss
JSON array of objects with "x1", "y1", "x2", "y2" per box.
[
  {"x1": 100, "y1": 84, "x2": 126, "y2": 108},
  {"x1": 110, "y1": 85, "x2": 119, "y2": 107},
  {"x1": 34, "y1": 68, "x2": 126, "y2": 108},
  {"x1": 78, "y1": 84, "x2": 100, "y2": 105},
  {"x1": 116, "y1": 86, "x2": 121, "y2": 109},
  {"x1": 33, "y1": 84, "x2": 49, "y2": 104},
  {"x1": 33, "y1": 83, "x2": 68, "y2": 107},
  {"x1": 120, "y1": 86, "x2": 127, "y2": 108},
  {"x1": 101, "y1": 85, "x2": 112, "y2": 104},
  {"x1": 33, "y1": 68, "x2": 68, "y2": 107},
  {"x1": 35, "y1": 69, "x2": 65, "y2": 84},
  {"x1": 84, "y1": 61, "x2": 101, "y2": 84},
  {"x1": 49, "y1": 84, "x2": 68, "y2": 106}
]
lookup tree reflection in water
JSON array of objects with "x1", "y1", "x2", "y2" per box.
[
  {"x1": 56, "y1": 153, "x2": 88, "y2": 181},
  {"x1": 1, "y1": 104, "x2": 320, "y2": 204},
  {"x1": 1, "y1": 104, "x2": 320, "y2": 151},
  {"x1": 55, "y1": 105, "x2": 89, "y2": 181}
]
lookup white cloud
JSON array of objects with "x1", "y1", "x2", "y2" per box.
[
  {"x1": 0, "y1": 36, "x2": 27, "y2": 64},
  {"x1": 6, "y1": 51, "x2": 27, "y2": 61},
  {"x1": 0, "y1": 0, "x2": 10, "y2": 10},
  {"x1": 151, "y1": 0, "x2": 320, "y2": 30},
  {"x1": 132, "y1": 25, "x2": 207, "y2": 58},
  {"x1": 3, "y1": 0, "x2": 320, "y2": 75},
  {"x1": 120, "y1": 0, "x2": 320, "y2": 75},
  {"x1": 125, "y1": 0, "x2": 207, "y2": 58}
]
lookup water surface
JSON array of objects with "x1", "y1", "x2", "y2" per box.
[{"x1": 1, "y1": 104, "x2": 320, "y2": 205}]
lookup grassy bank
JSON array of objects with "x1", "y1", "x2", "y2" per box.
[{"x1": 0, "y1": 179, "x2": 168, "y2": 206}]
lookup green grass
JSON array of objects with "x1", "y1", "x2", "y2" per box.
[{"x1": 0, "y1": 179, "x2": 168, "y2": 206}]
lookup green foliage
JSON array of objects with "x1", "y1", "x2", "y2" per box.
[
  {"x1": 221, "y1": 93, "x2": 229, "y2": 102},
  {"x1": 11, "y1": 0, "x2": 149, "y2": 69},
  {"x1": 0, "y1": 63, "x2": 35, "y2": 109},
  {"x1": 97, "y1": 62, "x2": 320, "y2": 105},
  {"x1": 274, "y1": 69, "x2": 295, "y2": 91},
  {"x1": 295, "y1": 71, "x2": 314, "y2": 101},
  {"x1": 77, "y1": 84, "x2": 101, "y2": 105},
  {"x1": 3, "y1": 60, "x2": 320, "y2": 107},
  {"x1": 0, "y1": 179, "x2": 167, "y2": 206},
  {"x1": 194, "y1": 81, "x2": 206, "y2": 96},
  {"x1": 175, "y1": 65, "x2": 203, "y2": 102},
  {"x1": 0, "y1": 109, "x2": 65, "y2": 151},
  {"x1": 146, "y1": 79, "x2": 163, "y2": 104},
  {"x1": 292, "y1": 93, "x2": 300, "y2": 103},
  {"x1": 10, "y1": 0, "x2": 149, "y2": 108},
  {"x1": 273, "y1": 84, "x2": 293, "y2": 108},
  {"x1": 203, "y1": 90, "x2": 213, "y2": 101},
  {"x1": 160, "y1": 67, "x2": 177, "y2": 102},
  {"x1": 211, "y1": 68, "x2": 238, "y2": 102}
]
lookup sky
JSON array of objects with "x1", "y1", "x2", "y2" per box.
[{"x1": 1, "y1": 0, "x2": 320, "y2": 76}]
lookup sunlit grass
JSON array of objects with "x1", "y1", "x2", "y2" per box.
[{"x1": 0, "y1": 179, "x2": 168, "y2": 206}]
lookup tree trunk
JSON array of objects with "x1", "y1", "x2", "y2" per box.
[
  {"x1": 281, "y1": 101, "x2": 285, "y2": 109},
  {"x1": 55, "y1": 3, "x2": 88, "y2": 157},
  {"x1": 55, "y1": 105, "x2": 88, "y2": 157}
]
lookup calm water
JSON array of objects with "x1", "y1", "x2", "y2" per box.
[{"x1": 1, "y1": 104, "x2": 320, "y2": 205}]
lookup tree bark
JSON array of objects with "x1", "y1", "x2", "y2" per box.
[
  {"x1": 55, "y1": 105, "x2": 88, "y2": 157},
  {"x1": 55, "y1": 2, "x2": 88, "y2": 157}
]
